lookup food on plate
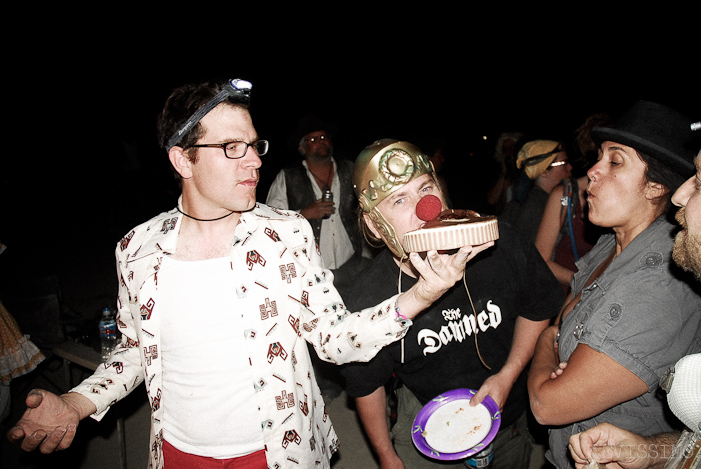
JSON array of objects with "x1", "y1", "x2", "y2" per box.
[{"x1": 422, "y1": 399, "x2": 492, "y2": 454}]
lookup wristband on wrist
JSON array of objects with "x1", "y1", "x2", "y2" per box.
[{"x1": 395, "y1": 300, "x2": 408, "y2": 321}]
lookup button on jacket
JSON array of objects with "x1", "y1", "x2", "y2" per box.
[
  {"x1": 71, "y1": 201, "x2": 410, "y2": 468},
  {"x1": 549, "y1": 216, "x2": 701, "y2": 469}
]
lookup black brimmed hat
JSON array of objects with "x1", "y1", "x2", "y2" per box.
[
  {"x1": 591, "y1": 100, "x2": 697, "y2": 178},
  {"x1": 294, "y1": 113, "x2": 338, "y2": 143}
]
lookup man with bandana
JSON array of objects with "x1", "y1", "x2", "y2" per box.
[{"x1": 341, "y1": 140, "x2": 564, "y2": 468}]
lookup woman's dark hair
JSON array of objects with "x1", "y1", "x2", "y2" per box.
[
  {"x1": 640, "y1": 150, "x2": 686, "y2": 208},
  {"x1": 572, "y1": 113, "x2": 610, "y2": 178}
]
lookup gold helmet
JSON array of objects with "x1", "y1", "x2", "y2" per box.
[{"x1": 353, "y1": 139, "x2": 434, "y2": 258}]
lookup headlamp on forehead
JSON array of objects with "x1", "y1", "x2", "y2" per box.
[{"x1": 166, "y1": 78, "x2": 252, "y2": 152}]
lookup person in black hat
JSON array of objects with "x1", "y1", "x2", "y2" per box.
[
  {"x1": 266, "y1": 113, "x2": 370, "y2": 297},
  {"x1": 568, "y1": 150, "x2": 701, "y2": 469},
  {"x1": 528, "y1": 101, "x2": 701, "y2": 469}
]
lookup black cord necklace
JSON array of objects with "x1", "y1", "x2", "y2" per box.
[{"x1": 176, "y1": 206, "x2": 235, "y2": 222}]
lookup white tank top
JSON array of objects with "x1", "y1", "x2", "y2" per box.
[{"x1": 159, "y1": 256, "x2": 264, "y2": 458}]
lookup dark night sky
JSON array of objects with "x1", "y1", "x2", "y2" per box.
[
  {"x1": 3, "y1": 31, "x2": 699, "y2": 260},
  {"x1": 0, "y1": 14, "x2": 697, "y2": 316}
]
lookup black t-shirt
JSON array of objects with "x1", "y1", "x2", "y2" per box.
[{"x1": 341, "y1": 221, "x2": 563, "y2": 426}]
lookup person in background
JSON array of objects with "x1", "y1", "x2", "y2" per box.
[
  {"x1": 535, "y1": 114, "x2": 609, "y2": 293},
  {"x1": 0, "y1": 302, "x2": 45, "y2": 423},
  {"x1": 528, "y1": 101, "x2": 701, "y2": 469},
  {"x1": 0, "y1": 240, "x2": 46, "y2": 424},
  {"x1": 568, "y1": 149, "x2": 701, "y2": 469},
  {"x1": 487, "y1": 131, "x2": 524, "y2": 214},
  {"x1": 6, "y1": 78, "x2": 482, "y2": 469},
  {"x1": 266, "y1": 113, "x2": 368, "y2": 297},
  {"x1": 341, "y1": 139, "x2": 563, "y2": 468},
  {"x1": 502, "y1": 139, "x2": 573, "y2": 243}
]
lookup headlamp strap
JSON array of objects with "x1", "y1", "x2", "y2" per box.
[
  {"x1": 166, "y1": 78, "x2": 252, "y2": 151},
  {"x1": 523, "y1": 145, "x2": 563, "y2": 167}
]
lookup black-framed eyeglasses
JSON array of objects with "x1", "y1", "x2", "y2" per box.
[{"x1": 187, "y1": 140, "x2": 269, "y2": 159}]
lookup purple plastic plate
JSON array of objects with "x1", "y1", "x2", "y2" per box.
[{"x1": 411, "y1": 388, "x2": 501, "y2": 461}]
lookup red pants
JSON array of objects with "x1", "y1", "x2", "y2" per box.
[{"x1": 163, "y1": 440, "x2": 267, "y2": 468}]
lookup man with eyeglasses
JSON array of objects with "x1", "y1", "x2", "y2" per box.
[
  {"x1": 266, "y1": 114, "x2": 368, "y2": 297},
  {"x1": 7, "y1": 78, "x2": 490, "y2": 469}
]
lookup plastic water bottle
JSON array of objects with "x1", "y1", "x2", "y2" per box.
[
  {"x1": 99, "y1": 307, "x2": 118, "y2": 362},
  {"x1": 464, "y1": 442, "x2": 493, "y2": 468}
]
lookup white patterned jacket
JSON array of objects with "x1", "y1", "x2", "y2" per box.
[{"x1": 71, "y1": 202, "x2": 410, "y2": 468}]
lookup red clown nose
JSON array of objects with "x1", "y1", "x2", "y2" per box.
[{"x1": 416, "y1": 195, "x2": 442, "y2": 221}]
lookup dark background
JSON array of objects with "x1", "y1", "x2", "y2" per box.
[
  {"x1": 0, "y1": 19, "x2": 697, "y2": 469},
  {"x1": 1, "y1": 26, "x2": 698, "y2": 296}
]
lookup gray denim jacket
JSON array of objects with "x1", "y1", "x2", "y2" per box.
[{"x1": 548, "y1": 216, "x2": 701, "y2": 469}]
